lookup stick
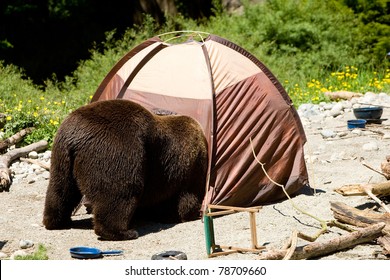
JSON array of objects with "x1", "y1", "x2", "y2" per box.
[
  {"x1": 0, "y1": 140, "x2": 48, "y2": 191},
  {"x1": 362, "y1": 184, "x2": 390, "y2": 213},
  {"x1": 0, "y1": 127, "x2": 35, "y2": 153},
  {"x1": 257, "y1": 222, "x2": 385, "y2": 260},
  {"x1": 20, "y1": 157, "x2": 50, "y2": 171},
  {"x1": 360, "y1": 158, "x2": 390, "y2": 179},
  {"x1": 282, "y1": 230, "x2": 298, "y2": 260},
  {"x1": 208, "y1": 204, "x2": 261, "y2": 213}
]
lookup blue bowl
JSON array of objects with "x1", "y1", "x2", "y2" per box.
[{"x1": 347, "y1": 119, "x2": 366, "y2": 129}]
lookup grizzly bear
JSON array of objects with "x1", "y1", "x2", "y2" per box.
[{"x1": 42, "y1": 99, "x2": 208, "y2": 241}]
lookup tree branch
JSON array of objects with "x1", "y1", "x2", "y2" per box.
[
  {"x1": 0, "y1": 127, "x2": 35, "y2": 153},
  {"x1": 0, "y1": 140, "x2": 48, "y2": 191}
]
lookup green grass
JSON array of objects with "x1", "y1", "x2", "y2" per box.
[
  {"x1": 286, "y1": 66, "x2": 390, "y2": 105},
  {"x1": 13, "y1": 244, "x2": 49, "y2": 260}
]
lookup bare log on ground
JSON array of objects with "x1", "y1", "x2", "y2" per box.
[
  {"x1": 257, "y1": 222, "x2": 385, "y2": 260},
  {"x1": 324, "y1": 91, "x2": 363, "y2": 100},
  {"x1": 377, "y1": 235, "x2": 390, "y2": 255},
  {"x1": 330, "y1": 201, "x2": 390, "y2": 236},
  {"x1": 0, "y1": 140, "x2": 48, "y2": 191},
  {"x1": 0, "y1": 127, "x2": 35, "y2": 153},
  {"x1": 334, "y1": 182, "x2": 390, "y2": 197}
]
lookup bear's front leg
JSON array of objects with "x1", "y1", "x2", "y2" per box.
[{"x1": 178, "y1": 192, "x2": 202, "y2": 222}]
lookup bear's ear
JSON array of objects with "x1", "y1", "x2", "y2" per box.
[{"x1": 151, "y1": 108, "x2": 177, "y2": 116}]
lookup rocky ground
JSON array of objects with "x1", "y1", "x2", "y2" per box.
[{"x1": 0, "y1": 91, "x2": 390, "y2": 260}]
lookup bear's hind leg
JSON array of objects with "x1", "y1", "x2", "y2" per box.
[
  {"x1": 93, "y1": 196, "x2": 139, "y2": 241},
  {"x1": 43, "y1": 179, "x2": 82, "y2": 229},
  {"x1": 43, "y1": 148, "x2": 82, "y2": 229}
]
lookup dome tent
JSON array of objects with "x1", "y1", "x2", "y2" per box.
[{"x1": 91, "y1": 31, "x2": 309, "y2": 208}]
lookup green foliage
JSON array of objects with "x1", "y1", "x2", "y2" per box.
[
  {"x1": 0, "y1": 61, "x2": 67, "y2": 147},
  {"x1": 14, "y1": 244, "x2": 49, "y2": 260},
  {"x1": 201, "y1": 0, "x2": 372, "y2": 82},
  {"x1": 338, "y1": 0, "x2": 390, "y2": 64}
]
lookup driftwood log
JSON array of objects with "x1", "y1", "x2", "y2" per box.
[
  {"x1": 377, "y1": 235, "x2": 390, "y2": 255},
  {"x1": 257, "y1": 222, "x2": 385, "y2": 260},
  {"x1": 334, "y1": 182, "x2": 390, "y2": 197},
  {"x1": 0, "y1": 140, "x2": 48, "y2": 191},
  {"x1": 0, "y1": 127, "x2": 35, "y2": 153},
  {"x1": 334, "y1": 182, "x2": 390, "y2": 213},
  {"x1": 324, "y1": 91, "x2": 363, "y2": 100},
  {"x1": 330, "y1": 201, "x2": 390, "y2": 236}
]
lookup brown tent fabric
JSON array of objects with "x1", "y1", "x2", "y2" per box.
[{"x1": 91, "y1": 33, "x2": 309, "y2": 207}]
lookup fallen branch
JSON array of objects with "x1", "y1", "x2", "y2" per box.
[
  {"x1": 334, "y1": 181, "x2": 390, "y2": 197},
  {"x1": 362, "y1": 184, "x2": 390, "y2": 213},
  {"x1": 360, "y1": 157, "x2": 390, "y2": 180},
  {"x1": 324, "y1": 91, "x2": 363, "y2": 100},
  {"x1": 0, "y1": 127, "x2": 35, "y2": 153},
  {"x1": 282, "y1": 230, "x2": 298, "y2": 260},
  {"x1": 20, "y1": 157, "x2": 50, "y2": 171},
  {"x1": 330, "y1": 201, "x2": 390, "y2": 236},
  {"x1": 377, "y1": 235, "x2": 390, "y2": 255},
  {"x1": 0, "y1": 140, "x2": 48, "y2": 191},
  {"x1": 257, "y1": 222, "x2": 385, "y2": 260}
]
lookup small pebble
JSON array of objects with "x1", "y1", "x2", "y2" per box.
[
  {"x1": 26, "y1": 175, "x2": 36, "y2": 184},
  {"x1": 363, "y1": 142, "x2": 379, "y2": 151},
  {"x1": 320, "y1": 129, "x2": 336, "y2": 138},
  {"x1": 351, "y1": 129, "x2": 362, "y2": 136},
  {"x1": 28, "y1": 151, "x2": 39, "y2": 159},
  {"x1": 11, "y1": 250, "x2": 28, "y2": 259},
  {"x1": 383, "y1": 133, "x2": 390, "y2": 139},
  {"x1": 329, "y1": 103, "x2": 343, "y2": 117},
  {"x1": 19, "y1": 239, "x2": 34, "y2": 249}
]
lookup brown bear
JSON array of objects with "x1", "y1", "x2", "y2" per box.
[{"x1": 42, "y1": 99, "x2": 208, "y2": 241}]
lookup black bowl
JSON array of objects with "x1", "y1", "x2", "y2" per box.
[{"x1": 353, "y1": 106, "x2": 383, "y2": 120}]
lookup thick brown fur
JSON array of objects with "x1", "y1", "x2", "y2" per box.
[{"x1": 42, "y1": 99, "x2": 208, "y2": 241}]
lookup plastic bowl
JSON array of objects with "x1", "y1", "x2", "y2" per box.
[
  {"x1": 353, "y1": 106, "x2": 383, "y2": 120},
  {"x1": 347, "y1": 119, "x2": 366, "y2": 129}
]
